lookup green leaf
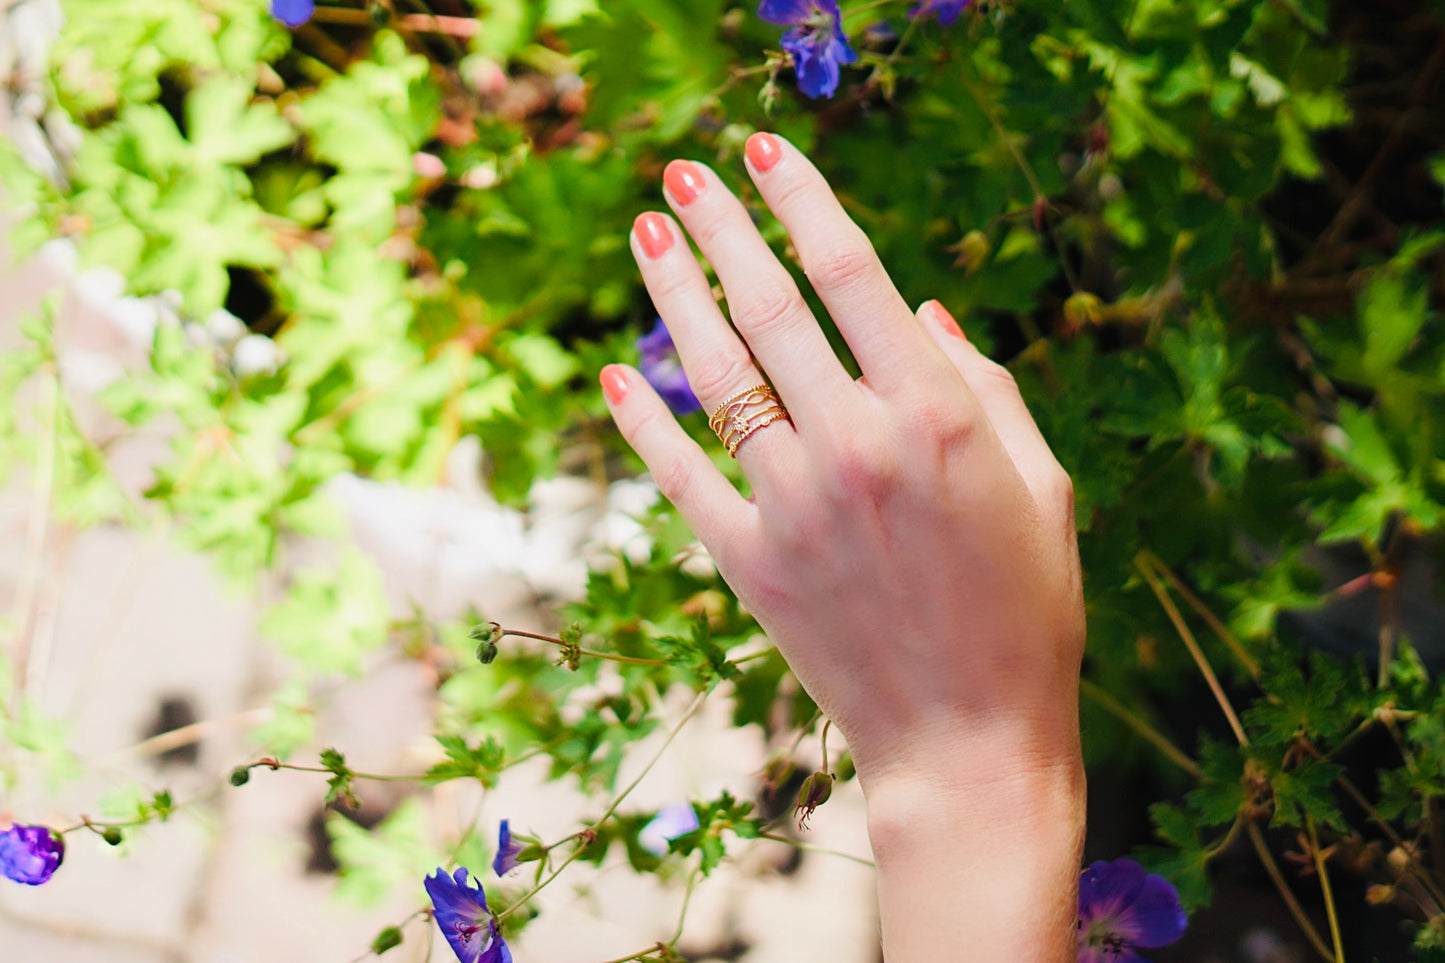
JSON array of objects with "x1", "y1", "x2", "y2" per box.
[{"x1": 259, "y1": 550, "x2": 390, "y2": 675}]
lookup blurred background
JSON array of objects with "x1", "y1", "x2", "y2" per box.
[{"x1": 2, "y1": 0, "x2": 1444, "y2": 961}]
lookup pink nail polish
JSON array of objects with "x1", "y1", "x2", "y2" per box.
[
  {"x1": 929, "y1": 300, "x2": 967, "y2": 340},
  {"x1": 745, "y1": 133, "x2": 782, "y2": 173},
  {"x1": 634, "y1": 212, "x2": 673, "y2": 259},
  {"x1": 600, "y1": 365, "x2": 630, "y2": 405},
  {"x1": 663, "y1": 160, "x2": 705, "y2": 206}
]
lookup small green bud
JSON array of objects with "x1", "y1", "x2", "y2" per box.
[
  {"x1": 794, "y1": 771, "x2": 834, "y2": 830},
  {"x1": 952, "y1": 230, "x2": 991, "y2": 274},
  {"x1": 1063, "y1": 291, "x2": 1104, "y2": 330},
  {"x1": 471, "y1": 622, "x2": 503, "y2": 664},
  {"x1": 370, "y1": 926, "x2": 404, "y2": 954},
  {"x1": 101, "y1": 827, "x2": 124, "y2": 846},
  {"x1": 229, "y1": 766, "x2": 251, "y2": 787}
]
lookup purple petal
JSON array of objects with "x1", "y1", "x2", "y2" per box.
[
  {"x1": 1078, "y1": 858, "x2": 1147, "y2": 923},
  {"x1": 911, "y1": 0, "x2": 970, "y2": 26},
  {"x1": 0, "y1": 824, "x2": 64, "y2": 886},
  {"x1": 639, "y1": 804, "x2": 700, "y2": 856},
  {"x1": 1122, "y1": 871, "x2": 1188, "y2": 947},
  {"x1": 270, "y1": 0, "x2": 315, "y2": 27},
  {"x1": 636, "y1": 319, "x2": 701, "y2": 415},
  {"x1": 492, "y1": 820, "x2": 524, "y2": 878},
  {"x1": 758, "y1": 0, "x2": 817, "y2": 25},
  {"x1": 426, "y1": 867, "x2": 498, "y2": 963}
]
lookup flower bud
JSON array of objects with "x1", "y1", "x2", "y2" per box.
[
  {"x1": 471, "y1": 622, "x2": 503, "y2": 664},
  {"x1": 1063, "y1": 291, "x2": 1104, "y2": 330},
  {"x1": 229, "y1": 766, "x2": 251, "y2": 787},
  {"x1": 794, "y1": 771, "x2": 834, "y2": 829},
  {"x1": 953, "y1": 230, "x2": 990, "y2": 274},
  {"x1": 371, "y1": 926, "x2": 404, "y2": 954},
  {"x1": 102, "y1": 827, "x2": 124, "y2": 846}
]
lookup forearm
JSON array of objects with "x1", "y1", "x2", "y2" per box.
[{"x1": 862, "y1": 737, "x2": 1086, "y2": 962}]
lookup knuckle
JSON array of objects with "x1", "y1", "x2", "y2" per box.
[
  {"x1": 806, "y1": 241, "x2": 878, "y2": 295},
  {"x1": 651, "y1": 452, "x2": 698, "y2": 507},
  {"x1": 976, "y1": 357, "x2": 1022, "y2": 397},
  {"x1": 738, "y1": 283, "x2": 809, "y2": 338},
  {"x1": 1043, "y1": 462, "x2": 1076, "y2": 514},
  {"x1": 825, "y1": 434, "x2": 898, "y2": 504},
  {"x1": 686, "y1": 348, "x2": 756, "y2": 403}
]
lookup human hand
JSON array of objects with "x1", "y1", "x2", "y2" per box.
[{"x1": 601, "y1": 133, "x2": 1085, "y2": 960}]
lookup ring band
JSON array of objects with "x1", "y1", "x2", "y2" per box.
[{"x1": 708, "y1": 384, "x2": 790, "y2": 457}]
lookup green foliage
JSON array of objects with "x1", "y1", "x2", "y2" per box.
[{"x1": 3, "y1": 0, "x2": 1445, "y2": 953}]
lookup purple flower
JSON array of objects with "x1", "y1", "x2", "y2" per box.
[
  {"x1": 638, "y1": 804, "x2": 700, "y2": 856},
  {"x1": 491, "y1": 820, "x2": 525, "y2": 877},
  {"x1": 0, "y1": 824, "x2": 64, "y2": 886},
  {"x1": 637, "y1": 318, "x2": 701, "y2": 415},
  {"x1": 425, "y1": 867, "x2": 512, "y2": 963},
  {"x1": 270, "y1": 0, "x2": 315, "y2": 27},
  {"x1": 1077, "y1": 858, "x2": 1187, "y2": 962},
  {"x1": 910, "y1": 0, "x2": 970, "y2": 26},
  {"x1": 758, "y1": 0, "x2": 858, "y2": 99}
]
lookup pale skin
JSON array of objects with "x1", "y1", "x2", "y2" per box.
[{"x1": 600, "y1": 132, "x2": 1086, "y2": 962}]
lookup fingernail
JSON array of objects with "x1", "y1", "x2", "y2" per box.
[
  {"x1": 663, "y1": 160, "x2": 706, "y2": 206},
  {"x1": 928, "y1": 300, "x2": 967, "y2": 340},
  {"x1": 745, "y1": 132, "x2": 782, "y2": 173},
  {"x1": 600, "y1": 365, "x2": 630, "y2": 405},
  {"x1": 633, "y1": 212, "x2": 674, "y2": 259}
]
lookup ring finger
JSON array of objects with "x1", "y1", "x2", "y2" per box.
[{"x1": 631, "y1": 210, "x2": 803, "y2": 483}]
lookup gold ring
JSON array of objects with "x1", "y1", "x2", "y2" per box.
[{"x1": 708, "y1": 384, "x2": 790, "y2": 457}]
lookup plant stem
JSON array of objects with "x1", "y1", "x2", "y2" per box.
[
  {"x1": 1135, "y1": 553, "x2": 1250, "y2": 748},
  {"x1": 499, "y1": 628, "x2": 668, "y2": 667},
  {"x1": 1306, "y1": 815, "x2": 1346, "y2": 962},
  {"x1": 1137, "y1": 549, "x2": 1261, "y2": 679},
  {"x1": 496, "y1": 689, "x2": 709, "y2": 922},
  {"x1": 1247, "y1": 821, "x2": 1336, "y2": 963},
  {"x1": 1078, "y1": 678, "x2": 1202, "y2": 778},
  {"x1": 758, "y1": 832, "x2": 876, "y2": 868}
]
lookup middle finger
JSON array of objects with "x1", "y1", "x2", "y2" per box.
[{"x1": 661, "y1": 159, "x2": 856, "y2": 419}]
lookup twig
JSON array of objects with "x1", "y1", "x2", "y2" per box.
[
  {"x1": 1079, "y1": 677, "x2": 1202, "y2": 778},
  {"x1": 1137, "y1": 549, "x2": 1260, "y2": 679},
  {"x1": 1247, "y1": 821, "x2": 1337, "y2": 963},
  {"x1": 1306, "y1": 815, "x2": 1346, "y2": 963},
  {"x1": 1135, "y1": 553, "x2": 1250, "y2": 748}
]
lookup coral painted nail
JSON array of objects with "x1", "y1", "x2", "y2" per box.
[
  {"x1": 745, "y1": 133, "x2": 783, "y2": 173},
  {"x1": 928, "y1": 300, "x2": 966, "y2": 340},
  {"x1": 634, "y1": 212, "x2": 673, "y2": 259},
  {"x1": 600, "y1": 365, "x2": 630, "y2": 405},
  {"x1": 663, "y1": 161, "x2": 706, "y2": 206}
]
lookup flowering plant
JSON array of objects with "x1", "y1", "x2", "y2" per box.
[{"x1": 1, "y1": 0, "x2": 1443, "y2": 960}]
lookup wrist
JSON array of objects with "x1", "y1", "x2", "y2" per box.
[{"x1": 861, "y1": 736, "x2": 1086, "y2": 962}]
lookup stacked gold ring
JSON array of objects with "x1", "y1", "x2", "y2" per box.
[{"x1": 708, "y1": 384, "x2": 790, "y2": 457}]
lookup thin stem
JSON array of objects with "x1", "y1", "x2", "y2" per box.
[
  {"x1": 1078, "y1": 678, "x2": 1202, "y2": 778},
  {"x1": 1306, "y1": 815, "x2": 1346, "y2": 962},
  {"x1": 668, "y1": 864, "x2": 701, "y2": 945},
  {"x1": 254, "y1": 761, "x2": 419, "y2": 782},
  {"x1": 1247, "y1": 822, "x2": 1336, "y2": 963},
  {"x1": 1135, "y1": 553, "x2": 1250, "y2": 748},
  {"x1": 592, "y1": 945, "x2": 669, "y2": 963},
  {"x1": 496, "y1": 690, "x2": 709, "y2": 922},
  {"x1": 8, "y1": 359, "x2": 59, "y2": 714},
  {"x1": 819, "y1": 719, "x2": 833, "y2": 775},
  {"x1": 957, "y1": 73, "x2": 1081, "y2": 295},
  {"x1": 1137, "y1": 549, "x2": 1261, "y2": 679},
  {"x1": 97, "y1": 708, "x2": 272, "y2": 765},
  {"x1": 1201, "y1": 812, "x2": 1245, "y2": 862},
  {"x1": 1331, "y1": 772, "x2": 1445, "y2": 909},
  {"x1": 758, "y1": 832, "x2": 876, "y2": 868},
  {"x1": 498, "y1": 628, "x2": 668, "y2": 667}
]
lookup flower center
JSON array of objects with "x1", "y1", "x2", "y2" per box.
[
  {"x1": 1080, "y1": 920, "x2": 1130, "y2": 955},
  {"x1": 803, "y1": 5, "x2": 834, "y2": 32}
]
